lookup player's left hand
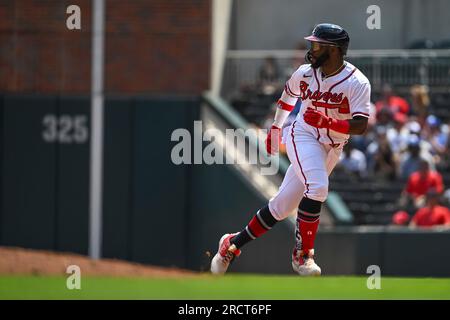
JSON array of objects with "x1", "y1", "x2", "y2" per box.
[
  {"x1": 303, "y1": 107, "x2": 331, "y2": 129},
  {"x1": 265, "y1": 125, "x2": 281, "y2": 155}
]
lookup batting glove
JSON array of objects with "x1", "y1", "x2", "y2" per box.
[
  {"x1": 266, "y1": 125, "x2": 281, "y2": 155},
  {"x1": 303, "y1": 107, "x2": 332, "y2": 129}
]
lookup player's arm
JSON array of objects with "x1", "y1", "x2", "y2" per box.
[
  {"x1": 266, "y1": 98, "x2": 296, "y2": 155},
  {"x1": 266, "y1": 70, "x2": 301, "y2": 155},
  {"x1": 273, "y1": 100, "x2": 295, "y2": 127},
  {"x1": 347, "y1": 116, "x2": 369, "y2": 135},
  {"x1": 303, "y1": 109, "x2": 368, "y2": 135}
]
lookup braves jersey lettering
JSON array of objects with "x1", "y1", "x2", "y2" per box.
[
  {"x1": 280, "y1": 61, "x2": 371, "y2": 145},
  {"x1": 299, "y1": 81, "x2": 344, "y2": 104}
]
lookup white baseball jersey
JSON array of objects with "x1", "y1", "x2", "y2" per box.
[{"x1": 280, "y1": 61, "x2": 371, "y2": 145}]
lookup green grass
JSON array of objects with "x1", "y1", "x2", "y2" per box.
[{"x1": 1, "y1": 275, "x2": 450, "y2": 300}]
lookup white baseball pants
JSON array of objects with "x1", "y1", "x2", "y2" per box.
[{"x1": 268, "y1": 121, "x2": 345, "y2": 221}]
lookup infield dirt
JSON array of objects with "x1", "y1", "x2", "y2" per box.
[{"x1": 0, "y1": 246, "x2": 196, "y2": 278}]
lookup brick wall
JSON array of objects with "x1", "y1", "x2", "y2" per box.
[
  {"x1": 105, "y1": 0, "x2": 211, "y2": 95},
  {"x1": 0, "y1": 0, "x2": 92, "y2": 94},
  {"x1": 0, "y1": 0, "x2": 211, "y2": 95}
]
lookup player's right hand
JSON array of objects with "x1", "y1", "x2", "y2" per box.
[{"x1": 265, "y1": 125, "x2": 281, "y2": 155}]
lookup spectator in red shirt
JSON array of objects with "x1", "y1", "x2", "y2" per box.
[
  {"x1": 391, "y1": 210, "x2": 410, "y2": 226},
  {"x1": 400, "y1": 159, "x2": 444, "y2": 209},
  {"x1": 409, "y1": 191, "x2": 450, "y2": 229},
  {"x1": 375, "y1": 84, "x2": 410, "y2": 120}
]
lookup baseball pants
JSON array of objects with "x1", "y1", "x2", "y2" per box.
[{"x1": 268, "y1": 122, "x2": 344, "y2": 221}]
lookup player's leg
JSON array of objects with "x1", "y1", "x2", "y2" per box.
[
  {"x1": 268, "y1": 164, "x2": 305, "y2": 220},
  {"x1": 230, "y1": 164, "x2": 305, "y2": 249},
  {"x1": 210, "y1": 165, "x2": 305, "y2": 275},
  {"x1": 293, "y1": 198, "x2": 322, "y2": 276},
  {"x1": 291, "y1": 143, "x2": 345, "y2": 276},
  {"x1": 325, "y1": 144, "x2": 344, "y2": 176},
  {"x1": 209, "y1": 205, "x2": 278, "y2": 275},
  {"x1": 286, "y1": 125, "x2": 330, "y2": 276}
]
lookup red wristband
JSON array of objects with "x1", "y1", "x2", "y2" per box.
[
  {"x1": 277, "y1": 100, "x2": 295, "y2": 112},
  {"x1": 328, "y1": 118, "x2": 350, "y2": 134}
]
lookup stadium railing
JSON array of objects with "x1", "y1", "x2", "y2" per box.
[{"x1": 222, "y1": 49, "x2": 450, "y2": 97}]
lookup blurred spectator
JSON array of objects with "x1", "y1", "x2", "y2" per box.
[
  {"x1": 375, "y1": 84, "x2": 410, "y2": 121},
  {"x1": 400, "y1": 159, "x2": 444, "y2": 209},
  {"x1": 258, "y1": 56, "x2": 282, "y2": 95},
  {"x1": 367, "y1": 126, "x2": 397, "y2": 180},
  {"x1": 399, "y1": 135, "x2": 434, "y2": 179},
  {"x1": 444, "y1": 120, "x2": 450, "y2": 170},
  {"x1": 230, "y1": 83, "x2": 257, "y2": 114},
  {"x1": 422, "y1": 115, "x2": 449, "y2": 168},
  {"x1": 391, "y1": 210, "x2": 410, "y2": 226},
  {"x1": 405, "y1": 119, "x2": 421, "y2": 136},
  {"x1": 284, "y1": 41, "x2": 307, "y2": 79},
  {"x1": 443, "y1": 189, "x2": 450, "y2": 207},
  {"x1": 338, "y1": 141, "x2": 367, "y2": 178},
  {"x1": 375, "y1": 107, "x2": 394, "y2": 127},
  {"x1": 410, "y1": 84, "x2": 430, "y2": 119},
  {"x1": 386, "y1": 112, "x2": 408, "y2": 154},
  {"x1": 409, "y1": 191, "x2": 450, "y2": 229}
]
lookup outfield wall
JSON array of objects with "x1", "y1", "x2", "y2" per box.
[
  {"x1": 316, "y1": 226, "x2": 450, "y2": 277},
  {"x1": 0, "y1": 93, "x2": 287, "y2": 272}
]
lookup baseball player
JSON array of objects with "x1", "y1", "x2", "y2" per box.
[{"x1": 211, "y1": 23, "x2": 371, "y2": 276}]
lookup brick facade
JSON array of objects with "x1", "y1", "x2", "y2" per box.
[{"x1": 0, "y1": 0, "x2": 211, "y2": 95}]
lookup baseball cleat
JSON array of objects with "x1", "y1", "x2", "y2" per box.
[
  {"x1": 210, "y1": 233, "x2": 241, "y2": 275},
  {"x1": 292, "y1": 249, "x2": 321, "y2": 276}
]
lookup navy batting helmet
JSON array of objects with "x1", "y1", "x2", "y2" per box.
[{"x1": 304, "y1": 23, "x2": 350, "y2": 55}]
